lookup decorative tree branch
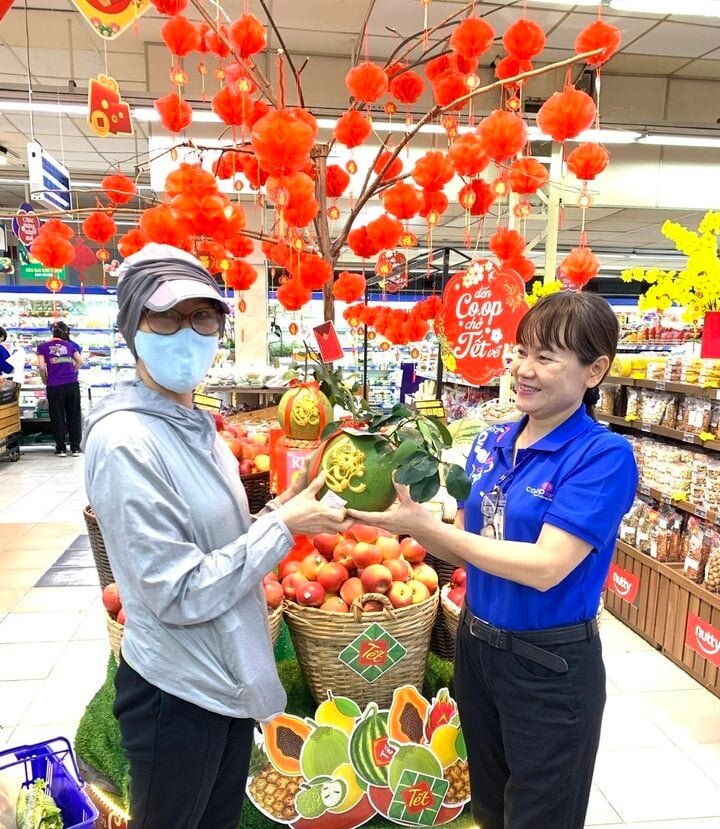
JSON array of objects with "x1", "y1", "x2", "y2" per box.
[
  {"x1": 384, "y1": 1, "x2": 475, "y2": 69},
  {"x1": 256, "y1": 0, "x2": 305, "y2": 108}
]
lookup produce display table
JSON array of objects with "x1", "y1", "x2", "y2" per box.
[{"x1": 206, "y1": 384, "x2": 285, "y2": 409}]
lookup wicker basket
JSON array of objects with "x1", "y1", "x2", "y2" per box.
[
  {"x1": 268, "y1": 602, "x2": 283, "y2": 647},
  {"x1": 240, "y1": 470, "x2": 272, "y2": 513},
  {"x1": 425, "y1": 552, "x2": 459, "y2": 660},
  {"x1": 106, "y1": 612, "x2": 124, "y2": 665},
  {"x1": 83, "y1": 505, "x2": 115, "y2": 590},
  {"x1": 440, "y1": 585, "x2": 462, "y2": 654},
  {"x1": 283, "y1": 591, "x2": 438, "y2": 708}
]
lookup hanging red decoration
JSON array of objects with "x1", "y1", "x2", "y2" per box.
[
  {"x1": 243, "y1": 156, "x2": 269, "y2": 189},
  {"x1": 165, "y1": 162, "x2": 216, "y2": 198},
  {"x1": 251, "y1": 109, "x2": 315, "y2": 177},
  {"x1": 333, "y1": 271, "x2": 366, "y2": 303},
  {"x1": 450, "y1": 16, "x2": 495, "y2": 59},
  {"x1": 140, "y1": 204, "x2": 190, "y2": 248},
  {"x1": 226, "y1": 234, "x2": 254, "y2": 259},
  {"x1": 212, "y1": 203, "x2": 247, "y2": 244},
  {"x1": 228, "y1": 13, "x2": 267, "y2": 59},
  {"x1": 83, "y1": 211, "x2": 116, "y2": 245},
  {"x1": 382, "y1": 181, "x2": 421, "y2": 220},
  {"x1": 40, "y1": 219, "x2": 74, "y2": 240},
  {"x1": 347, "y1": 226, "x2": 382, "y2": 259},
  {"x1": 277, "y1": 278, "x2": 311, "y2": 311},
  {"x1": 30, "y1": 233, "x2": 74, "y2": 270},
  {"x1": 162, "y1": 15, "x2": 200, "y2": 57},
  {"x1": 290, "y1": 107, "x2": 319, "y2": 138},
  {"x1": 154, "y1": 92, "x2": 192, "y2": 132},
  {"x1": 403, "y1": 314, "x2": 430, "y2": 342},
  {"x1": 432, "y1": 72, "x2": 469, "y2": 111},
  {"x1": 274, "y1": 172, "x2": 319, "y2": 227},
  {"x1": 46, "y1": 275, "x2": 63, "y2": 292},
  {"x1": 489, "y1": 227, "x2": 526, "y2": 261},
  {"x1": 325, "y1": 164, "x2": 351, "y2": 198},
  {"x1": 203, "y1": 24, "x2": 230, "y2": 59},
  {"x1": 334, "y1": 110, "x2": 372, "y2": 148},
  {"x1": 507, "y1": 157, "x2": 549, "y2": 195},
  {"x1": 467, "y1": 179, "x2": 496, "y2": 216},
  {"x1": 560, "y1": 246, "x2": 600, "y2": 287},
  {"x1": 294, "y1": 254, "x2": 333, "y2": 290},
  {"x1": 151, "y1": 0, "x2": 187, "y2": 15},
  {"x1": 212, "y1": 88, "x2": 253, "y2": 127},
  {"x1": 425, "y1": 54, "x2": 477, "y2": 82},
  {"x1": 345, "y1": 62, "x2": 389, "y2": 103},
  {"x1": 575, "y1": 20, "x2": 622, "y2": 67},
  {"x1": 225, "y1": 259, "x2": 257, "y2": 291},
  {"x1": 476, "y1": 110, "x2": 528, "y2": 162},
  {"x1": 495, "y1": 55, "x2": 533, "y2": 89},
  {"x1": 566, "y1": 142, "x2": 609, "y2": 181},
  {"x1": 420, "y1": 190, "x2": 449, "y2": 219},
  {"x1": 101, "y1": 173, "x2": 136, "y2": 204},
  {"x1": 389, "y1": 70, "x2": 425, "y2": 104},
  {"x1": 458, "y1": 183, "x2": 477, "y2": 211},
  {"x1": 447, "y1": 133, "x2": 489, "y2": 177},
  {"x1": 224, "y1": 61, "x2": 257, "y2": 94},
  {"x1": 117, "y1": 229, "x2": 150, "y2": 258},
  {"x1": 194, "y1": 241, "x2": 226, "y2": 273},
  {"x1": 248, "y1": 99, "x2": 270, "y2": 128},
  {"x1": 503, "y1": 254, "x2": 536, "y2": 283},
  {"x1": 537, "y1": 86, "x2": 596, "y2": 142},
  {"x1": 503, "y1": 18, "x2": 546, "y2": 60},
  {"x1": 373, "y1": 151, "x2": 403, "y2": 182},
  {"x1": 213, "y1": 150, "x2": 244, "y2": 180},
  {"x1": 412, "y1": 151, "x2": 455, "y2": 192},
  {"x1": 367, "y1": 214, "x2": 403, "y2": 250}
]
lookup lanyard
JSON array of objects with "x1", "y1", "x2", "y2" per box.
[{"x1": 479, "y1": 447, "x2": 533, "y2": 541}]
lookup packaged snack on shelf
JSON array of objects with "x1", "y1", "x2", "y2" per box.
[
  {"x1": 598, "y1": 385, "x2": 619, "y2": 417},
  {"x1": 640, "y1": 390, "x2": 673, "y2": 425},
  {"x1": 704, "y1": 534, "x2": 720, "y2": 592},
  {"x1": 683, "y1": 517, "x2": 710, "y2": 584},
  {"x1": 636, "y1": 505, "x2": 661, "y2": 556},
  {"x1": 646, "y1": 358, "x2": 667, "y2": 380},
  {"x1": 661, "y1": 394, "x2": 678, "y2": 428},
  {"x1": 664, "y1": 355, "x2": 684, "y2": 382},
  {"x1": 700, "y1": 359, "x2": 720, "y2": 388},
  {"x1": 630, "y1": 357, "x2": 650, "y2": 379},
  {"x1": 625, "y1": 387, "x2": 642, "y2": 419},
  {"x1": 618, "y1": 498, "x2": 645, "y2": 546},
  {"x1": 611, "y1": 355, "x2": 632, "y2": 378},
  {"x1": 652, "y1": 507, "x2": 684, "y2": 562},
  {"x1": 677, "y1": 396, "x2": 712, "y2": 434},
  {"x1": 683, "y1": 358, "x2": 702, "y2": 385}
]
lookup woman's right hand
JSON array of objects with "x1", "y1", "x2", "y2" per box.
[{"x1": 276, "y1": 473, "x2": 354, "y2": 536}]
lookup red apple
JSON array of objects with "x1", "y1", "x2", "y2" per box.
[
  {"x1": 282, "y1": 572, "x2": 308, "y2": 601},
  {"x1": 296, "y1": 582, "x2": 326, "y2": 607},
  {"x1": 340, "y1": 576, "x2": 364, "y2": 607},
  {"x1": 264, "y1": 580, "x2": 284, "y2": 609},
  {"x1": 349, "y1": 524, "x2": 379, "y2": 544},
  {"x1": 451, "y1": 567, "x2": 467, "y2": 588},
  {"x1": 353, "y1": 542, "x2": 383, "y2": 569},
  {"x1": 239, "y1": 459, "x2": 255, "y2": 475},
  {"x1": 262, "y1": 572, "x2": 279, "y2": 585},
  {"x1": 279, "y1": 559, "x2": 301, "y2": 580},
  {"x1": 361, "y1": 563, "x2": 393, "y2": 594},
  {"x1": 102, "y1": 583, "x2": 122, "y2": 616},
  {"x1": 219, "y1": 425, "x2": 238, "y2": 439},
  {"x1": 317, "y1": 562, "x2": 350, "y2": 593},
  {"x1": 407, "y1": 579, "x2": 431, "y2": 604},
  {"x1": 300, "y1": 553, "x2": 327, "y2": 581},
  {"x1": 412, "y1": 563, "x2": 439, "y2": 594},
  {"x1": 447, "y1": 586, "x2": 466, "y2": 608},
  {"x1": 363, "y1": 600, "x2": 385, "y2": 612},
  {"x1": 375, "y1": 535, "x2": 401, "y2": 560},
  {"x1": 385, "y1": 558, "x2": 412, "y2": 583},
  {"x1": 400, "y1": 537, "x2": 427, "y2": 563},
  {"x1": 117, "y1": 607, "x2": 127, "y2": 625},
  {"x1": 313, "y1": 532, "x2": 343, "y2": 558},
  {"x1": 333, "y1": 539, "x2": 356, "y2": 570},
  {"x1": 387, "y1": 581, "x2": 413, "y2": 609},
  {"x1": 320, "y1": 596, "x2": 350, "y2": 613},
  {"x1": 211, "y1": 412, "x2": 225, "y2": 432}
]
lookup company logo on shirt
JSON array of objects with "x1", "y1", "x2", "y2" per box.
[
  {"x1": 685, "y1": 612, "x2": 720, "y2": 669},
  {"x1": 525, "y1": 480, "x2": 554, "y2": 501}
]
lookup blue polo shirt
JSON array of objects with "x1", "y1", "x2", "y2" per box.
[{"x1": 462, "y1": 405, "x2": 637, "y2": 631}]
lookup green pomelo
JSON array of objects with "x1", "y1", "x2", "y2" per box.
[
  {"x1": 299, "y1": 725, "x2": 350, "y2": 781},
  {"x1": 388, "y1": 744, "x2": 443, "y2": 793},
  {"x1": 279, "y1": 386, "x2": 333, "y2": 441},
  {"x1": 316, "y1": 432, "x2": 396, "y2": 511}
]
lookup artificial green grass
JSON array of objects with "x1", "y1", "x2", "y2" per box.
[{"x1": 74, "y1": 624, "x2": 472, "y2": 827}]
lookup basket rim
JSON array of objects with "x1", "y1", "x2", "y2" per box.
[
  {"x1": 440, "y1": 583, "x2": 462, "y2": 617},
  {"x1": 283, "y1": 589, "x2": 439, "y2": 619}
]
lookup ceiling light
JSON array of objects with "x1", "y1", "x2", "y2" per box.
[
  {"x1": 531, "y1": 0, "x2": 600, "y2": 5},
  {"x1": 638, "y1": 134, "x2": 720, "y2": 148},
  {"x1": 0, "y1": 146, "x2": 7, "y2": 166},
  {"x1": 527, "y1": 126, "x2": 641, "y2": 144},
  {"x1": 0, "y1": 101, "x2": 87, "y2": 116},
  {"x1": 131, "y1": 107, "x2": 220, "y2": 123},
  {"x1": 610, "y1": 0, "x2": 720, "y2": 15}
]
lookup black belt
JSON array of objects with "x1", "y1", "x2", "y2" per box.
[{"x1": 461, "y1": 609, "x2": 599, "y2": 674}]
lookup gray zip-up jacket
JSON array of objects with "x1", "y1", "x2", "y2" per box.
[{"x1": 83, "y1": 381, "x2": 292, "y2": 720}]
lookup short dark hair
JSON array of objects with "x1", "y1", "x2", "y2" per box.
[
  {"x1": 516, "y1": 291, "x2": 618, "y2": 418},
  {"x1": 0, "y1": 326, "x2": 6, "y2": 342},
  {"x1": 52, "y1": 324, "x2": 70, "y2": 340}
]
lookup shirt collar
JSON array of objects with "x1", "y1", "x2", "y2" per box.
[{"x1": 493, "y1": 404, "x2": 594, "y2": 461}]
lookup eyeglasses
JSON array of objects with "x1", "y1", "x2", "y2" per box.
[{"x1": 143, "y1": 307, "x2": 224, "y2": 336}]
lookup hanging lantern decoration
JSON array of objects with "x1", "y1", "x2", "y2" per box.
[
  {"x1": 117, "y1": 228, "x2": 150, "y2": 258},
  {"x1": 420, "y1": 190, "x2": 449, "y2": 220},
  {"x1": 334, "y1": 110, "x2": 372, "y2": 149},
  {"x1": 503, "y1": 18, "x2": 546, "y2": 60},
  {"x1": 333, "y1": 271, "x2": 366, "y2": 303},
  {"x1": 151, "y1": 0, "x2": 187, "y2": 15},
  {"x1": 294, "y1": 254, "x2": 333, "y2": 290},
  {"x1": 432, "y1": 72, "x2": 469, "y2": 111},
  {"x1": 211, "y1": 87, "x2": 254, "y2": 128},
  {"x1": 288, "y1": 321, "x2": 298, "y2": 335},
  {"x1": 30, "y1": 233, "x2": 75, "y2": 270},
  {"x1": 450, "y1": 16, "x2": 495, "y2": 59},
  {"x1": 226, "y1": 234, "x2": 254, "y2": 259},
  {"x1": 213, "y1": 150, "x2": 244, "y2": 180},
  {"x1": 277, "y1": 277, "x2": 312, "y2": 311},
  {"x1": 503, "y1": 254, "x2": 536, "y2": 283},
  {"x1": 347, "y1": 226, "x2": 382, "y2": 259},
  {"x1": 536, "y1": 86, "x2": 597, "y2": 142},
  {"x1": 458, "y1": 183, "x2": 477, "y2": 211},
  {"x1": 566, "y1": 143, "x2": 609, "y2": 181},
  {"x1": 495, "y1": 55, "x2": 533, "y2": 89},
  {"x1": 83, "y1": 211, "x2": 116, "y2": 245},
  {"x1": 154, "y1": 92, "x2": 192, "y2": 132},
  {"x1": 476, "y1": 110, "x2": 528, "y2": 162},
  {"x1": 384, "y1": 101, "x2": 398, "y2": 117},
  {"x1": 560, "y1": 246, "x2": 600, "y2": 288},
  {"x1": 575, "y1": 20, "x2": 622, "y2": 66},
  {"x1": 225, "y1": 259, "x2": 257, "y2": 291},
  {"x1": 140, "y1": 203, "x2": 190, "y2": 247},
  {"x1": 225, "y1": 61, "x2": 258, "y2": 94},
  {"x1": 251, "y1": 109, "x2": 315, "y2": 177},
  {"x1": 162, "y1": 14, "x2": 200, "y2": 57},
  {"x1": 325, "y1": 164, "x2": 351, "y2": 198},
  {"x1": 367, "y1": 214, "x2": 403, "y2": 251},
  {"x1": 212, "y1": 202, "x2": 247, "y2": 246},
  {"x1": 345, "y1": 62, "x2": 389, "y2": 103},
  {"x1": 467, "y1": 179, "x2": 496, "y2": 216},
  {"x1": 45, "y1": 275, "x2": 63, "y2": 292},
  {"x1": 403, "y1": 314, "x2": 429, "y2": 341},
  {"x1": 442, "y1": 116, "x2": 459, "y2": 140},
  {"x1": 101, "y1": 173, "x2": 136, "y2": 204},
  {"x1": 205, "y1": 24, "x2": 231, "y2": 59},
  {"x1": 382, "y1": 181, "x2": 421, "y2": 220},
  {"x1": 425, "y1": 54, "x2": 477, "y2": 82},
  {"x1": 327, "y1": 205, "x2": 341, "y2": 221},
  {"x1": 489, "y1": 227, "x2": 526, "y2": 261},
  {"x1": 447, "y1": 133, "x2": 490, "y2": 177},
  {"x1": 228, "y1": 13, "x2": 267, "y2": 59},
  {"x1": 243, "y1": 155, "x2": 269, "y2": 190},
  {"x1": 400, "y1": 231, "x2": 417, "y2": 248},
  {"x1": 373, "y1": 151, "x2": 403, "y2": 183},
  {"x1": 513, "y1": 200, "x2": 533, "y2": 219},
  {"x1": 507, "y1": 157, "x2": 549, "y2": 195},
  {"x1": 41, "y1": 219, "x2": 74, "y2": 240},
  {"x1": 389, "y1": 70, "x2": 425, "y2": 122},
  {"x1": 412, "y1": 150, "x2": 455, "y2": 192}
]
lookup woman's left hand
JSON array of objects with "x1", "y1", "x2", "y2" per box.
[{"x1": 346, "y1": 482, "x2": 432, "y2": 536}]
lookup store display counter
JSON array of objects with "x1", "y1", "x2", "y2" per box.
[{"x1": 205, "y1": 384, "x2": 284, "y2": 409}]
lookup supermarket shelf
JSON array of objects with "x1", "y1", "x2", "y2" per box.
[
  {"x1": 600, "y1": 413, "x2": 720, "y2": 451},
  {"x1": 636, "y1": 484, "x2": 720, "y2": 525},
  {"x1": 604, "y1": 376, "x2": 720, "y2": 399},
  {"x1": 7, "y1": 326, "x2": 115, "y2": 333}
]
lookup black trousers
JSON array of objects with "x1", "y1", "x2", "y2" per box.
[
  {"x1": 46, "y1": 382, "x2": 82, "y2": 452},
  {"x1": 454, "y1": 618, "x2": 606, "y2": 829},
  {"x1": 113, "y1": 657, "x2": 254, "y2": 829}
]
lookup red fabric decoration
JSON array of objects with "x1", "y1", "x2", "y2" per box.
[
  {"x1": 242, "y1": 156, "x2": 268, "y2": 189},
  {"x1": 566, "y1": 142, "x2": 609, "y2": 181},
  {"x1": 448, "y1": 133, "x2": 489, "y2": 177},
  {"x1": 560, "y1": 246, "x2": 600, "y2": 287},
  {"x1": 248, "y1": 99, "x2": 270, "y2": 128},
  {"x1": 224, "y1": 62, "x2": 258, "y2": 94},
  {"x1": 205, "y1": 24, "x2": 231, "y2": 58},
  {"x1": 345, "y1": 62, "x2": 389, "y2": 103},
  {"x1": 476, "y1": 110, "x2": 528, "y2": 162},
  {"x1": 211, "y1": 203, "x2": 246, "y2": 244},
  {"x1": 151, "y1": 0, "x2": 187, "y2": 16},
  {"x1": 289, "y1": 107, "x2": 319, "y2": 138},
  {"x1": 507, "y1": 157, "x2": 549, "y2": 195},
  {"x1": 294, "y1": 254, "x2": 332, "y2": 290},
  {"x1": 250, "y1": 109, "x2": 315, "y2": 177},
  {"x1": 467, "y1": 179, "x2": 496, "y2": 216},
  {"x1": 197, "y1": 21, "x2": 211, "y2": 53},
  {"x1": 412, "y1": 151, "x2": 455, "y2": 192},
  {"x1": 228, "y1": 13, "x2": 266, "y2": 59},
  {"x1": 154, "y1": 92, "x2": 192, "y2": 133},
  {"x1": 277, "y1": 278, "x2": 311, "y2": 311},
  {"x1": 226, "y1": 234, "x2": 254, "y2": 259},
  {"x1": 83, "y1": 211, "x2": 116, "y2": 244},
  {"x1": 325, "y1": 164, "x2": 351, "y2": 198},
  {"x1": 382, "y1": 182, "x2": 421, "y2": 220},
  {"x1": 537, "y1": 86, "x2": 596, "y2": 142},
  {"x1": 117, "y1": 229, "x2": 150, "y2": 259},
  {"x1": 225, "y1": 259, "x2": 257, "y2": 291},
  {"x1": 212, "y1": 88, "x2": 254, "y2": 127},
  {"x1": 503, "y1": 255, "x2": 536, "y2": 283},
  {"x1": 278, "y1": 172, "x2": 319, "y2": 227},
  {"x1": 575, "y1": 20, "x2": 621, "y2": 67},
  {"x1": 334, "y1": 110, "x2": 372, "y2": 148},
  {"x1": 263, "y1": 240, "x2": 292, "y2": 267},
  {"x1": 161, "y1": 15, "x2": 200, "y2": 57},
  {"x1": 503, "y1": 18, "x2": 546, "y2": 60},
  {"x1": 367, "y1": 214, "x2": 403, "y2": 251},
  {"x1": 494, "y1": 55, "x2": 533, "y2": 88},
  {"x1": 165, "y1": 162, "x2": 216, "y2": 198},
  {"x1": 40, "y1": 219, "x2": 74, "y2": 240},
  {"x1": 347, "y1": 226, "x2": 382, "y2": 259},
  {"x1": 194, "y1": 241, "x2": 225, "y2": 272},
  {"x1": 425, "y1": 54, "x2": 477, "y2": 82},
  {"x1": 403, "y1": 314, "x2": 430, "y2": 342},
  {"x1": 420, "y1": 190, "x2": 449, "y2": 219},
  {"x1": 29, "y1": 233, "x2": 75, "y2": 269},
  {"x1": 450, "y1": 17, "x2": 495, "y2": 59},
  {"x1": 333, "y1": 271, "x2": 366, "y2": 303},
  {"x1": 102, "y1": 173, "x2": 136, "y2": 204},
  {"x1": 432, "y1": 72, "x2": 469, "y2": 111},
  {"x1": 416, "y1": 295, "x2": 442, "y2": 321},
  {"x1": 140, "y1": 204, "x2": 191, "y2": 248},
  {"x1": 213, "y1": 150, "x2": 245, "y2": 180},
  {"x1": 389, "y1": 70, "x2": 425, "y2": 104},
  {"x1": 489, "y1": 227, "x2": 526, "y2": 261},
  {"x1": 373, "y1": 151, "x2": 403, "y2": 182}
]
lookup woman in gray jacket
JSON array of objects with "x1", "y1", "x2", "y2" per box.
[{"x1": 84, "y1": 243, "x2": 351, "y2": 829}]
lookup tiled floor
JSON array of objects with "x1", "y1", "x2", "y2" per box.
[{"x1": 1, "y1": 448, "x2": 720, "y2": 826}]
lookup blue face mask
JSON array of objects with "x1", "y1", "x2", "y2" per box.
[{"x1": 135, "y1": 328, "x2": 218, "y2": 394}]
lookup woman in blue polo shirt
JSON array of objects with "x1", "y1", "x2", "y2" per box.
[{"x1": 347, "y1": 290, "x2": 637, "y2": 829}]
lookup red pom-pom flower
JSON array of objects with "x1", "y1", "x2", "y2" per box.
[
  {"x1": 345, "y1": 62, "x2": 388, "y2": 103},
  {"x1": 560, "y1": 246, "x2": 600, "y2": 287},
  {"x1": 503, "y1": 18, "x2": 546, "y2": 60},
  {"x1": 102, "y1": 173, "x2": 136, "y2": 205},
  {"x1": 477, "y1": 110, "x2": 528, "y2": 162},
  {"x1": 161, "y1": 15, "x2": 200, "y2": 57},
  {"x1": 566, "y1": 142, "x2": 609, "y2": 181},
  {"x1": 333, "y1": 271, "x2": 366, "y2": 303},
  {"x1": 155, "y1": 92, "x2": 192, "y2": 133},
  {"x1": 507, "y1": 157, "x2": 549, "y2": 195},
  {"x1": 334, "y1": 110, "x2": 372, "y2": 148},
  {"x1": 536, "y1": 86, "x2": 596, "y2": 142},
  {"x1": 575, "y1": 20, "x2": 621, "y2": 67},
  {"x1": 83, "y1": 211, "x2": 116, "y2": 244},
  {"x1": 450, "y1": 17, "x2": 495, "y2": 59},
  {"x1": 228, "y1": 13, "x2": 266, "y2": 59}
]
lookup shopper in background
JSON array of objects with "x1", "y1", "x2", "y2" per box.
[
  {"x1": 348, "y1": 291, "x2": 638, "y2": 829},
  {"x1": 83, "y1": 243, "x2": 351, "y2": 829},
  {"x1": 0, "y1": 327, "x2": 12, "y2": 376},
  {"x1": 0, "y1": 327, "x2": 25, "y2": 390},
  {"x1": 37, "y1": 322, "x2": 84, "y2": 457}
]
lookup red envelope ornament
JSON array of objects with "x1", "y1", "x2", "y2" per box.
[{"x1": 88, "y1": 75, "x2": 133, "y2": 137}]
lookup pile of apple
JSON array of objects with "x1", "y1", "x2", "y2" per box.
[
  {"x1": 102, "y1": 581, "x2": 126, "y2": 625},
  {"x1": 445, "y1": 567, "x2": 467, "y2": 609},
  {"x1": 263, "y1": 525, "x2": 439, "y2": 612},
  {"x1": 211, "y1": 412, "x2": 271, "y2": 475}
]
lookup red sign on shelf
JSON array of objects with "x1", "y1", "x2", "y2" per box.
[
  {"x1": 685, "y1": 612, "x2": 720, "y2": 669},
  {"x1": 436, "y1": 259, "x2": 529, "y2": 386},
  {"x1": 606, "y1": 563, "x2": 640, "y2": 604}
]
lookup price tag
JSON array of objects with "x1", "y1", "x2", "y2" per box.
[
  {"x1": 714, "y1": 513, "x2": 720, "y2": 527},
  {"x1": 639, "y1": 484, "x2": 650, "y2": 496},
  {"x1": 656, "y1": 381, "x2": 666, "y2": 392},
  {"x1": 696, "y1": 507, "x2": 708, "y2": 519},
  {"x1": 661, "y1": 494, "x2": 671, "y2": 505},
  {"x1": 683, "y1": 432, "x2": 696, "y2": 443},
  {"x1": 640, "y1": 422, "x2": 651, "y2": 433}
]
